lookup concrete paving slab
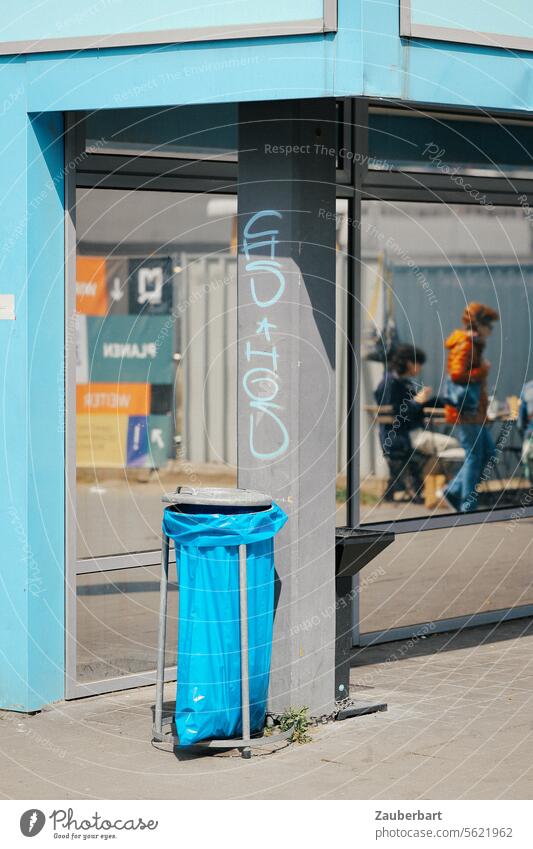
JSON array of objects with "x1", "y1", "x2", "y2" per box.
[{"x1": 1, "y1": 617, "x2": 532, "y2": 799}]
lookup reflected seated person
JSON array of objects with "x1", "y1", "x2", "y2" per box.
[{"x1": 375, "y1": 344, "x2": 460, "y2": 504}]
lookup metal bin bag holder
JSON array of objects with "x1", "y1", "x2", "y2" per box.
[{"x1": 153, "y1": 487, "x2": 288, "y2": 757}]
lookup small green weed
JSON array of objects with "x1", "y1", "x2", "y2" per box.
[{"x1": 278, "y1": 706, "x2": 312, "y2": 744}]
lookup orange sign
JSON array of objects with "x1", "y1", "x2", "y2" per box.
[
  {"x1": 76, "y1": 383, "x2": 151, "y2": 416},
  {"x1": 76, "y1": 256, "x2": 108, "y2": 316}
]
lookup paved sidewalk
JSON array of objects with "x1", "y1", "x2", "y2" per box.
[{"x1": 1, "y1": 618, "x2": 532, "y2": 800}]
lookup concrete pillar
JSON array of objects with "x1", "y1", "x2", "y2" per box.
[{"x1": 237, "y1": 99, "x2": 337, "y2": 716}]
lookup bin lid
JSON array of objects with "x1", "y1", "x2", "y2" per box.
[{"x1": 162, "y1": 486, "x2": 272, "y2": 507}]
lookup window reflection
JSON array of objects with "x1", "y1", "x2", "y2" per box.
[{"x1": 75, "y1": 190, "x2": 351, "y2": 561}]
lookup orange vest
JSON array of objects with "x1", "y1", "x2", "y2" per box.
[{"x1": 445, "y1": 330, "x2": 488, "y2": 424}]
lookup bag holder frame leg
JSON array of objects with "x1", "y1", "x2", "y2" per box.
[{"x1": 152, "y1": 533, "x2": 293, "y2": 758}]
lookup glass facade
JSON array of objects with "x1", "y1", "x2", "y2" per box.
[
  {"x1": 68, "y1": 103, "x2": 533, "y2": 696},
  {"x1": 73, "y1": 179, "x2": 349, "y2": 687}
]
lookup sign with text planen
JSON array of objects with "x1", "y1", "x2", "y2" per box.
[{"x1": 86, "y1": 315, "x2": 174, "y2": 384}]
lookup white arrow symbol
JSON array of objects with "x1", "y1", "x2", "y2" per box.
[
  {"x1": 110, "y1": 277, "x2": 124, "y2": 302},
  {"x1": 151, "y1": 428, "x2": 164, "y2": 448},
  {"x1": 133, "y1": 423, "x2": 141, "y2": 451}
]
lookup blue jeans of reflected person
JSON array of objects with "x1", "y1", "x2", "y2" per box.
[{"x1": 444, "y1": 424, "x2": 496, "y2": 512}]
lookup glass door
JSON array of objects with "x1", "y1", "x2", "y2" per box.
[{"x1": 67, "y1": 186, "x2": 238, "y2": 696}]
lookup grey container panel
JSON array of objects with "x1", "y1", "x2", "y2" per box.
[{"x1": 180, "y1": 252, "x2": 345, "y2": 474}]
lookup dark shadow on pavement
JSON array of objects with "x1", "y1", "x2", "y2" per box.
[{"x1": 350, "y1": 616, "x2": 533, "y2": 669}]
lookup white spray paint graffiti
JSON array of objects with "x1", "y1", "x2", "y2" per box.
[{"x1": 242, "y1": 210, "x2": 289, "y2": 461}]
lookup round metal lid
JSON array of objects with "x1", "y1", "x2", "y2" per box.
[{"x1": 162, "y1": 486, "x2": 272, "y2": 507}]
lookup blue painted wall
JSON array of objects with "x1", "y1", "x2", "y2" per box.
[
  {"x1": 2, "y1": 0, "x2": 533, "y2": 710},
  {"x1": 0, "y1": 1, "x2": 527, "y2": 114}
]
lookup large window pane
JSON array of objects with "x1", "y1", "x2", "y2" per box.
[
  {"x1": 75, "y1": 189, "x2": 237, "y2": 559},
  {"x1": 336, "y1": 199, "x2": 349, "y2": 526}
]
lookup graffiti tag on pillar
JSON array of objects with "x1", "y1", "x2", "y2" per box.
[{"x1": 242, "y1": 210, "x2": 289, "y2": 461}]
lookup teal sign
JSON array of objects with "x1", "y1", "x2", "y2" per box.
[
  {"x1": 147, "y1": 415, "x2": 173, "y2": 468},
  {"x1": 87, "y1": 315, "x2": 174, "y2": 384},
  {"x1": 402, "y1": 0, "x2": 533, "y2": 51},
  {"x1": 126, "y1": 414, "x2": 173, "y2": 468},
  {"x1": 0, "y1": 1, "x2": 335, "y2": 55}
]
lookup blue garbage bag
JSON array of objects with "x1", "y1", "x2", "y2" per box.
[{"x1": 162, "y1": 503, "x2": 287, "y2": 746}]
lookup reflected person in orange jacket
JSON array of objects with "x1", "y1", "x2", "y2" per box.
[{"x1": 442, "y1": 302, "x2": 499, "y2": 512}]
